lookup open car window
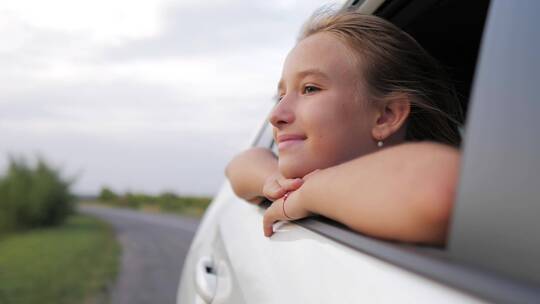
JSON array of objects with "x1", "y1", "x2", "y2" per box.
[{"x1": 253, "y1": 0, "x2": 540, "y2": 302}]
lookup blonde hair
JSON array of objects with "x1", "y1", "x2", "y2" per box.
[{"x1": 298, "y1": 9, "x2": 464, "y2": 146}]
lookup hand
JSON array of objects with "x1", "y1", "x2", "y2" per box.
[
  {"x1": 262, "y1": 172, "x2": 303, "y2": 202},
  {"x1": 263, "y1": 189, "x2": 312, "y2": 237},
  {"x1": 263, "y1": 169, "x2": 320, "y2": 237}
]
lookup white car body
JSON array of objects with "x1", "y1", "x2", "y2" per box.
[
  {"x1": 177, "y1": 180, "x2": 485, "y2": 303},
  {"x1": 178, "y1": 0, "x2": 540, "y2": 303}
]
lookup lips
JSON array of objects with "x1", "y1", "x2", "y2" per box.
[{"x1": 276, "y1": 134, "x2": 306, "y2": 150}]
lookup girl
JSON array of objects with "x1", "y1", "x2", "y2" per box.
[{"x1": 226, "y1": 9, "x2": 463, "y2": 246}]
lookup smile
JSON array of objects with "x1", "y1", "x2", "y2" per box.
[{"x1": 276, "y1": 134, "x2": 306, "y2": 151}]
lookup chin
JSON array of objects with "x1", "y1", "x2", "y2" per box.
[{"x1": 278, "y1": 158, "x2": 315, "y2": 179}]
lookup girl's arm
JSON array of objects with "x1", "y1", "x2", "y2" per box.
[
  {"x1": 225, "y1": 147, "x2": 278, "y2": 203},
  {"x1": 225, "y1": 147, "x2": 303, "y2": 204},
  {"x1": 263, "y1": 142, "x2": 461, "y2": 246}
]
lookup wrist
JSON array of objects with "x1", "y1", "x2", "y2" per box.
[
  {"x1": 298, "y1": 168, "x2": 325, "y2": 216},
  {"x1": 294, "y1": 178, "x2": 313, "y2": 216}
]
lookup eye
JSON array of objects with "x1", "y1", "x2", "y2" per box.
[{"x1": 303, "y1": 85, "x2": 320, "y2": 95}]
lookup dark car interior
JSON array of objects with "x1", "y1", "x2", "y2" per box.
[{"x1": 372, "y1": 0, "x2": 491, "y2": 122}]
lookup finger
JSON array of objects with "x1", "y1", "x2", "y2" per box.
[
  {"x1": 263, "y1": 211, "x2": 274, "y2": 237},
  {"x1": 278, "y1": 178, "x2": 304, "y2": 191},
  {"x1": 263, "y1": 201, "x2": 283, "y2": 237},
  {"x1": 247, "y1": 197, "x2": 264, "y2": 205},
  {"x1": 263, "y1": 180, "x2": 286, "y2": 201}
]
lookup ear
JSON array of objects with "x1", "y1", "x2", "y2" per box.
[{"x1": 371, "y1": 94, "x2": 411, "y2": 142}]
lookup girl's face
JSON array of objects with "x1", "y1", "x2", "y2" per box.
[{"x1": 270, "y1": 32, "x2": 379, "y2": 178}]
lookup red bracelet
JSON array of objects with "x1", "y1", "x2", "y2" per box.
[{"x1": 282, "y1": 192, "x2": 294, "y2": 220}]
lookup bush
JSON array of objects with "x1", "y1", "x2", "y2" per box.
[
  {"x1": 94, "y1": 188, "x2": 212, "y2": 217},
  {"x1": 98, "y1": 187, "x2": 117, "y2": 201},
  {"x1": 0, "y1": 157, "x2": 74, "y2": 233}
]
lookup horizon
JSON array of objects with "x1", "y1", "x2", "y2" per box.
[{"x1": 0, "y1": 0, "x2": 344, "y2": 196}]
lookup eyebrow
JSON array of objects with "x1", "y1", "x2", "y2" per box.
[{"x1": 277, "y1": 68, "x2": 330, "y2": 92}]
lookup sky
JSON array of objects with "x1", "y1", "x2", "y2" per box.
[{"x1": 0, "y1": 0, "x2": 345, "y2": 196}]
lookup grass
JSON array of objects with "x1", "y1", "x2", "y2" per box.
[
  {"x1": 84, "y1": 195, "x2": 212, "y2": 218},
  {"x1": 0, "y1": 214, "x2": 120, "y2": 304},
  {"x1": 138, "y1": 198, "x2": 211, "y2": 217}
]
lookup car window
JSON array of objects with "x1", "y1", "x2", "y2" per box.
[
  {"x1": 252, "y1": 119, "x2": 274, "y2": 149},
  {"x1": 259, "y1": 0, "x2": 489, "y2": 250},
  {"x1": 448, "y1": 0, "x2": 540, "y2": 289},
  {"x1": 254, "y1": 0, "x2": 540, "y2": 302}
]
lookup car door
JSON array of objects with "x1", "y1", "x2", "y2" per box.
[
  {"x1": 203, "y1": 168, "x2": 486, "y2": 303},
  {"x1": 177, "y1": 118, "x2": 484, "y2": 303},
  {"x1": 178, "y1": 0, "x2": 540, "y2": 303}
]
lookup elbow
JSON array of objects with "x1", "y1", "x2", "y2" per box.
[
  {"x1": 416, "y1": 143, "x2": 460, "y2": 246},
  {"x1": 224, "y1": 149, "x2": 264, "y2": 202},
  {"x1": 414, "y1": 172, "x2": 459, "y2": 246},
  {"x1": 226, "y1": 172, "x2": 248, "y2": 201},
  {"x1": 419, "y1": 196, "x2": 454, "y2": 246},
  {"x1": 224, "y1": 160, "x2": 234, "y2": 180},
  {"x1": 224, "y1": 157, "x2": 236, "y2": 184},
  {"x1": 224, "y1": 154, "x2": 244, "y2": 198}
]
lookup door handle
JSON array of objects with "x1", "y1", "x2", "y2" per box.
[{"x1": 195, "y1": 256, "x2": 217, "y2": 303}]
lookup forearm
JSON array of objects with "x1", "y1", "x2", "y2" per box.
[
  {"x1": 225, "y1": 147, "x2": 278, "y2": 202},
  {"x1": 298, "y1": 142, "x2": 460, "y2": 245}
]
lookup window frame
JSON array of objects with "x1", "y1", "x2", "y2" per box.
[{"x1": 250, "y1": 0, "x2": 540, "y2": 302}]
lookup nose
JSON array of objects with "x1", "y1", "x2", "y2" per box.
[{"x1": 269, "y1": 96, "x2": 295, "y2": 128}]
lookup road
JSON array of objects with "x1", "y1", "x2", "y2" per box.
[{"x1": 79, "y1": 204, "x2": 200, "y2": 304}]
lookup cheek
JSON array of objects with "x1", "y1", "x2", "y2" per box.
[
  {"x1": 305, "y1": 93, "x2": 367, "y2": 139},
  {"x1": 301, "y1": 106, "x2": 339, "y2": 144},
  {"x1": 302, "y1": 93, "x2": 373, "y2": 159}
]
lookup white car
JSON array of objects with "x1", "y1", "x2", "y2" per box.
[{"x1": 177, "y1": 0, "x2": 540, "y2": 303}]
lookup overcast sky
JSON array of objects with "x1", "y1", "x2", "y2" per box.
[{"x1": 0, "y1": 0, "x2": 344, "y2": 196}]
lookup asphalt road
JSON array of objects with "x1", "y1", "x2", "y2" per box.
[{"x1": 79, "y1": 204, "x2": 200, "y2": 304}]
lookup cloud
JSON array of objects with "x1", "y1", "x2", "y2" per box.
[
  {"x1": 0, "y1": 79, "x2": 272, "y2": 134},
  {"x1": 0, "y1": 126, "x2": 250, "y2": 196},
  {"x1": 0, "y1": 0, "x2": 343, "y2": 195},
  {"x1": 0, "y1": 77, "x2": 272, "y2": 195},
  {"x1": 102, "y1": 0, "x2": 330, "y2": 60}
]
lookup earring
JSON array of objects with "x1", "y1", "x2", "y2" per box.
[{"x1": 377, "y1": 140, "x2": 384, "y2": 148}]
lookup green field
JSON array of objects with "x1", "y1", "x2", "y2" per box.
[
  {"x1": 87, "y1": 193, "x2": 212, "y2": 218},
  {"x1": 0, "y1": 214, "x2": 120, "y2": 304}
]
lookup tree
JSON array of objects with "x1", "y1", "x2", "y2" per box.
[
  {"x1": 98, "y1": 186, "x2": 118, "y2": 201},
  {"x1": 0, "y1": 157, "x2": 74, "y2": 232}
]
